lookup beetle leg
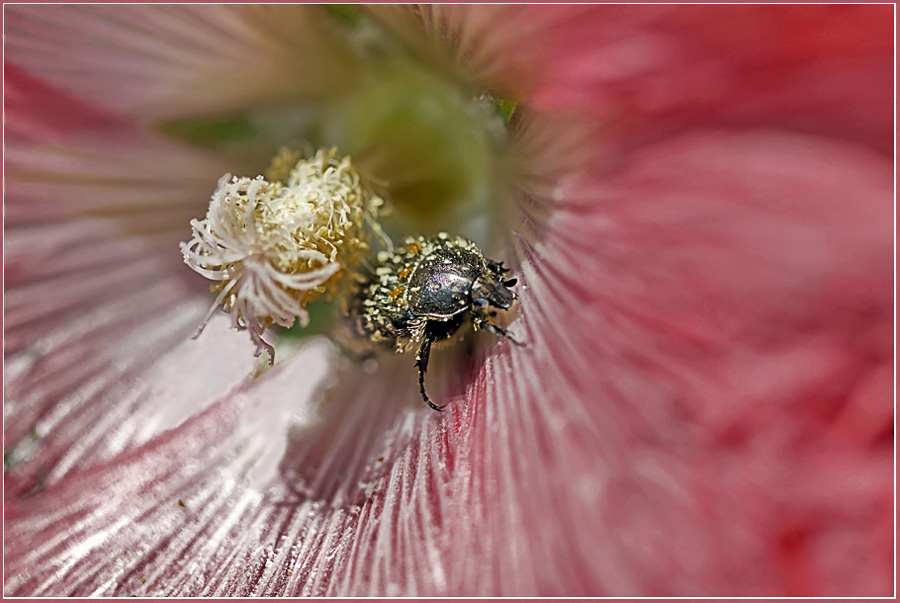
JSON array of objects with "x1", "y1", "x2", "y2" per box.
[
  {"x1": 415, "y1": 328, "x2": 445, "y2": 411},
  {"x1": 477, "y1": 317, "x2": 525, "y2": 347}
]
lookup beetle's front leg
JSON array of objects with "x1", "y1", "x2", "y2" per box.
[{"x1": 474, "y1": 316, "x2": 525, "y2": 347}]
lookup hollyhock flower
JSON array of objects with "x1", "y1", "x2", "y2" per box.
[{"x1": 3, "y1": 4, "x2": 893, "y2": 597}]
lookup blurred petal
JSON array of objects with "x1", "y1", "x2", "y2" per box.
[
  {"x1": 4, "y1": 60, "x2": 238, "y2": 222},
  {"x1": 380, "y1": 5, "x2": 893, "y2": 154},
  {"x1": 486, "y1": 130, "x2": 892, "y2": 594},
  {"x1": 4, "y1": 5, "x2": 356, "y2": 120},
  {"x1": 4, "y1": 63, "x2": 128, "y2": 141}
]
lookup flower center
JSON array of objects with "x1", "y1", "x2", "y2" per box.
[
  {"x1": 171, "y1": 6, "x2": 520, "y2": 355},
  {"x1": 165, "y1": 6, "x2": 515, "y2": 244},
  {"x1": 181, "y1": 149, "x2": 388, "y2": 361}
]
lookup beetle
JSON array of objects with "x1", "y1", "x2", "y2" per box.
[{"x1": 348, "y1": 233, "x2": 520, "y2": 411}]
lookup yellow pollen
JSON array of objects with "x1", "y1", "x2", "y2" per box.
[{"x1": 180, "y1": 147, "x2": 390, "y2": 363}]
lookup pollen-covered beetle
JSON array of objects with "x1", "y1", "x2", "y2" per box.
[{"x1": 349, "y1": 233, "x2": 520, "y2": 411}]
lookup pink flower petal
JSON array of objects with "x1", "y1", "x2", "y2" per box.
[
  {"x1": 2, "y1": 226, "x2": 264, "y2": 494},
  {"x1": 4, "y1": 63, "x2": 128, "y2": 141},
  {"x1": 396, "y1": 5, "x2": 893, "y2": 154},
  {"x1": 4, "y1": 5, "x2": 892, "y2": 597},
  {"x1": 4, "y1": 77, "x2": 254, "y2": 494},
  {"x1": 2, "y1": 341, "x2": 424, "y2": 596},
  {"x1": 5, "y1": 130, "x2": 891, "y2": 596},
  {"x1": 5, "y1": 65, "x2": 237, "y2": 222},
  {"x1": 5, "y1": 5, "x2": 355, "y2": 120},
  {"x1": 479, "y1": 130, "x2": 892, "y2": 594}
]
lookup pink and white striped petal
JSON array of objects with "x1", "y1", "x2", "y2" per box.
[
  {"x1": 4, "y1": 129, "x2": 892, "y2": 596},
  {"x1": 5, "y1": 5, "x2": 355, "y2": 121},
  {"x1": 4, "y1": 78, "x2": 256, "y2": 492},
  {"x1": 3, "y1": 4, "x2": 893, "y2": 597}
]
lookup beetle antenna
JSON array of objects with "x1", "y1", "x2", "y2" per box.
[{"x1": 415, "y1": 330, "x2": 445, "y2": 411}]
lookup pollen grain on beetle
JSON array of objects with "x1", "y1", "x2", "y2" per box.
[{"x1": 180, "y1": 148, "x2": 388, "y2": 364}]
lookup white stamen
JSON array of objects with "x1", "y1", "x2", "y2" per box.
[{"x1": 180, "y1": 148, "x2": 386, "y2": 363}]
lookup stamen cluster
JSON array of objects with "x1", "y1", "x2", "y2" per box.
[{"x1": 181, "y1": 148, "x2": 386, "y2": 362}]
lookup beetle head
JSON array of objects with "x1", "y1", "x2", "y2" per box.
[{"x1": 472, "y1": 269, "x2": 516, "y2": 311}]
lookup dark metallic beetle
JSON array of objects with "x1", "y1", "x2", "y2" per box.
[{"x1": 349, "y1": 233, "x2": 520, "y2": 411}]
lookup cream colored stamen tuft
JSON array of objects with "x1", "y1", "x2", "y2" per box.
[{"x1": 180, "y1": 148, "x2": 387, "y2": 363}]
